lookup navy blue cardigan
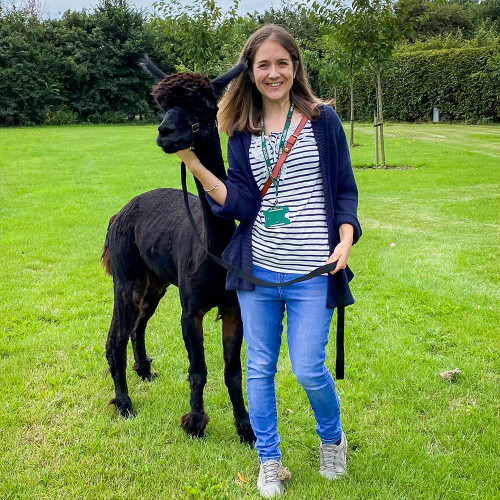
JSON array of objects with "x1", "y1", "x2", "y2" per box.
[{"x1": 206, "y1": 105, "x2": 361, "y2": 309}]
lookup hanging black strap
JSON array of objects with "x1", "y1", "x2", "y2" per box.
[{"x1": 180, "y1": 162, "x2": 345, "y2": 379}]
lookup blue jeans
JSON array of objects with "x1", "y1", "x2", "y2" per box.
[{"x1": 237, "y1": 265, "x2": 342, "y2": 462}]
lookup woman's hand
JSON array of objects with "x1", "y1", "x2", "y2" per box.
[
  {"x1": 175, "y1": 148, "x2": 202, "y2": 173},
  {"x1": 174, "y1": 148, "x2": 228, "y2": 206},
  {"x1": 327, "y1": 224, "x2": 354, "y2": 274}
]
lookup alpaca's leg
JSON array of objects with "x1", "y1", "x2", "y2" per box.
[
  {"x1": 220, "y1": 305, "x2": 256, "y2": 445},
  {"x1": 106, "y1": 282, "x2": 145, "y2": 417},
  {"x1": 131, "y1": 286, "x2": 168, "y2": 381},
  {"x1": 179, "y1": 309, "x2": 209, "y2": 438}
]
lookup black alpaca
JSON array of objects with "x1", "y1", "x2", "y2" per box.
[{"x1": 102, "y1": 60, "x2": 255, "y2": 444}]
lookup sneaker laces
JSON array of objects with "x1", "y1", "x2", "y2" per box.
[
  {"x1": 322, "y1": 443, "x2": 341, "y2": 470},
  {"x1": 262, "y1": 461, "x2": 281, "y2": 483}
]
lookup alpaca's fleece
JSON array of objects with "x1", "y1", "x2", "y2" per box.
[{"x1": 152, "y1": 73, "x2": 217, "y2": 117}]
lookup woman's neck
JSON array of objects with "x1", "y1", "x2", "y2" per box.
[
  {"x1": 262, "y1": 97, "x2": 291, "y2": 120},
  {"x1": 262, "y1": 97, "x2": 293, "y2": 134}
]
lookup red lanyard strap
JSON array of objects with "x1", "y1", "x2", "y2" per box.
[{"x1": 260, "y1": 114, "x2": 309, "y2": 199}]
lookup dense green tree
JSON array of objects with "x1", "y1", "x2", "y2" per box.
[
  {"x1": 403, "y1": 0, "x2": 500, "y2": 40},
  {"x1": 0, "y1": 11, "x2": 62, "y2": 125},
  {"x1": 0, "y1": 0, "x2": 165, "y2": 124},
  {"x1": 315, "y1": 34, "x2": 350, "y2": 109},
  {"x1": 152, "y1": 0, "x2": 251, "y2": 77},
  {"x1": 403, "y1": 0, "x2": 472, "y2": 39},
  {"x1": 317, "y1": 13, "x2": 372, "y2": 147},
  {"x1": 62, "y1": 0, "x2": 159, "y2": 121},
  {"x1": 216, "y1": 14, "x2": 259, "y2": 69},
  {"x1": 478, "y1": 0, "x2": 500, "y2": 31}
]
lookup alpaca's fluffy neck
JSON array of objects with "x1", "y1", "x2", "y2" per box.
[{"x1": 192, "y1": 131, "x2": 235, "y2": 254}]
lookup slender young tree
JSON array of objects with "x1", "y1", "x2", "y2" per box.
[
  {"x1": 316, "y1": 33, "x2": 348, "y2": 115},
  {"x1": 319, "y1": 16, "x2": 370, "y2": 148},
  {"x1": 347, "y1": 0, "x2": 425, "y2": 166},
  {"x1": 302, "y1": 1, "x2": 355, "y2": 144},
  {"x1": 312, "y1": 0, "x2": 425, "y2": 165}
]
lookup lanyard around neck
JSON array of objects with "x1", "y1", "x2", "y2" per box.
[{"x1": 260, "y1": 103, "x2": 294, "y2": 202}]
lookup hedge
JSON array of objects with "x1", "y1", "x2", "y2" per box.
[{"x1": 334, "y1": 46, "x2": 500, "y2": 123}]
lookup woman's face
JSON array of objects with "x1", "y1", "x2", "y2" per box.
[{"x1": 251, "y1": 39, "x2": 295, "y2": 107}]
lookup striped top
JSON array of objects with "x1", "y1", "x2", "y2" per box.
[{"x1": 249, "y1": 120, "x2": 330, "y2": 274}]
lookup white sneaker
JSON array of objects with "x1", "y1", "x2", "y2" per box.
[
  {"x1": 257, "y1": 460, "x2": 285, "y2": 498},
  {"x1": 319, "y1": 432, "x2": 347, "y2": 479}
]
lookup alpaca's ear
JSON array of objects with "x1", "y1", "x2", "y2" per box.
[
  {"x1": 211, "y1": 59, "x2": 248, "y2": 100},
  {"x1": 140, "y1": 56, "x2": 166, "y2": 81}
]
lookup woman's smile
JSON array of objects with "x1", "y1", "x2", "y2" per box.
[{"x1": 251, "y1": 39, "x2": 295, "y2": 106}]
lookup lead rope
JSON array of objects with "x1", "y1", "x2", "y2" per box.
[{"x1": 180, "y1": 162, "x2": 345, "y2": 379}]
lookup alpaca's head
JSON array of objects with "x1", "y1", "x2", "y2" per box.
[
  {"x1": 152, "y1": 73, "x2": 217, "y2": 154},
  {"x1": 141, "y1": 58, "x2": 247, "y2": 154}
]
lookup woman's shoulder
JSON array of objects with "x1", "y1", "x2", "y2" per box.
[
  {"x1": 228, "y1": 130, "x2": 250, "y2": 145},
  {"x1": 229, "y1": 129, "x2": 252, "y2": 139},
  {"x1": 227, "y1": 130, "x2": 252, "y2": 155},
  {"x1": 313, "y1": 103, "x2": 343, "y2": 131},
  {"x1": 317, "y1": 103, "x2": 340, "y2": 120}
]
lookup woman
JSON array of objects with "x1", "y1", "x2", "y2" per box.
[{"x1": 176, "y1": 25, "x2": 361, "y2": 498}]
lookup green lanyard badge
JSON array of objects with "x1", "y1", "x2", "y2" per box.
[{"x1": 261, "y1": 103, "x2": 294, "y2": 228}]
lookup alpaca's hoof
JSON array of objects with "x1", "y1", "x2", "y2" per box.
[
  {"x1": 140, "y1": 372, "x2": 157, "y2": 382},
  {"x1": 180, "y1": 411, "x2": 209, "y2": 438},
  {"x1": 236, "y1": 414, "x2": 256, "y2": 445},
  {"x1": 109, "y1": 397, "x2": 135, "y2": 418},
  {"x1": 132, "y1": 359, "x2": 155, "y2": 381}
]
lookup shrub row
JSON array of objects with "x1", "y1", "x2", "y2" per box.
[
  {"x1": 0, "y1": 7, "x2": 170, "y2": 126},
  {"x1": 334, "y1": 46, "x2": 500, "y2": 123},
  {"x1": 1, "y1": 6, "x2": 498, "y2": 126}
]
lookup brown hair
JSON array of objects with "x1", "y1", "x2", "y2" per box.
[{"x1": 217, "y1": 24, "x2": 320, "y2": 136}]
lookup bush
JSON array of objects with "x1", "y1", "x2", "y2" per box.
[
  {"x1": 386, "y1": 47, "x2": 499, "y2": 122},
  {"x1": 45, "y1": 106, "x2": 79, "y2": 125},
  {"x1": 0, "y1": 4, "x2": 164, "y2": 127},
  {"x1": 100, "y1": 111, "x2": 128, "y2": 124},
  {"x1": 141, "y1": 110, "x2": 163, "y2": 124},
  {"x1": 87, "y1": 111, "x2": 127, "y2": 124},
  {"x1": 87, "y1": 114, "x2": 102, "y2": 124}
]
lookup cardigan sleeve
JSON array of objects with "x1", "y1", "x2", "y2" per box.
[
  {"x1": 331, "y1": 111, "x2": 362, "y2": 244},
  {"x1": 205, "y1": 135, "x2": 259, "y2": 222}
]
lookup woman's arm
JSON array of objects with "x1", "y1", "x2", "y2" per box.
[
  {"x1": 323, "y1": 108, "x2": 361, "y2": 273},
  {"x1": 176, "y1": 149, "x2": 228, "y2": 206},
  {"x1": 176, "y1": 138, "x2": 258, "y2": 222},
  {"x1": 326, "y1": 223, "x2": 354, "y2": 274},
  {"x1": 331, "y1": 112, "x2": 361, "y2": 244}
]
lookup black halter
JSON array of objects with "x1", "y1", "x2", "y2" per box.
[{"x1": 189, "y1": 116, "x2": 217, "y2": 136}]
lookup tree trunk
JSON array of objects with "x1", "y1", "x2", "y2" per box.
[
  {"x1": 349, "y1": 78, "x2": 355, "y2": 148},
  {"x1": 376, "y1": 65, "x2": 386, "y2": 167},
  {"x1": 374, "y1": 111, "x2": 379, "y2": 168}
]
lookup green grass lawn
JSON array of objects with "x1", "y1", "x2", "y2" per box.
[{"x1": 0, "y1": 122, "x2": 498, "y2": 499}]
